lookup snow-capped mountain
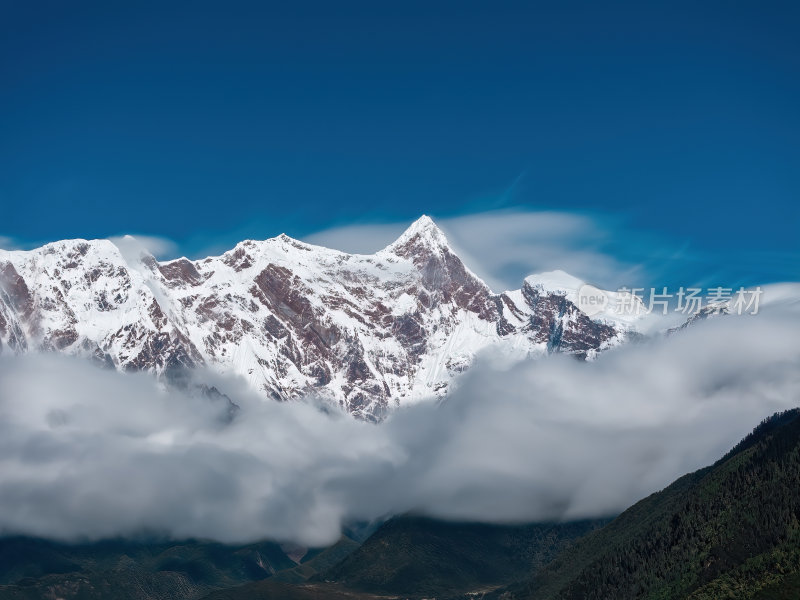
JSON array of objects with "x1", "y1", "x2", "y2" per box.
[{"x1": 0, "y1": 216, "x2": 640, "y2": 420}]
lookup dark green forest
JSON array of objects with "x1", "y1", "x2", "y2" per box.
[{"x1": 499, "y1": 409, "x2": 800, "y2": 600}]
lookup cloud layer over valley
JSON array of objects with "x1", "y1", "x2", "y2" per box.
[{"x1": 0, "y1": 305, "x2": 798, "y2": 546}]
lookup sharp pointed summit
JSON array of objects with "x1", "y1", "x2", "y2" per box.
[
  {"x1": 385, "y1": 215, "x2": 450, "y2": 257},
  {"x1": 405, "y1": 214, "x2": 440, "y2": 234}
]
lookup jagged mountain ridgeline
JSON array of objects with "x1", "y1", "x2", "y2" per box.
[{"x1": 0, "y1": 216, "x2": 640, "y2": 420}]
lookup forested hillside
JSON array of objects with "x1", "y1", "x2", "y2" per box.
[{"x1": 500, "y1": 409, "x2": 800, "y2": 600}]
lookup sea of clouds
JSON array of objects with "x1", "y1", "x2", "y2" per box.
[{"x1": 1, "y1": 299, "x2": 798, "y2": 546}]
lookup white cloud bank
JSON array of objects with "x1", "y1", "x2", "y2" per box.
[{"x1": 1, "y1": 304, "x2": 798, "y2": 546}]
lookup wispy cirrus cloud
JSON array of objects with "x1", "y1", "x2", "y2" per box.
[
  {"x1": 304, "y1": 207, "x2": 800, "y2": 294},
  {"x1": 1, "y1": 233, "x2": 179, "y2": 260},
  {"x1": 303, "y1": 209, "x2": 681, "y2": 292},
  {"x1": 108, "y1": 234, "x2": 179, "y2": 261},
  {"x1": 0, "y1": 235, "x2": 19, "y2": 251}
]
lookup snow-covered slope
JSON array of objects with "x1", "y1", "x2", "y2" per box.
[
  {"x1": 0, "y1": 216, "x2": 642, "y2": 420},
  {"x1": 524, "y1": 270, "x2": 648, "y2": 330}
]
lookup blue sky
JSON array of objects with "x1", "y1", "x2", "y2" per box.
[{"x1": 1, "y1": 1, "x2": 798, "y2": 286}]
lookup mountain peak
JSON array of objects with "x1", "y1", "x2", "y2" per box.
[
  {"x1": 409, "y1": 214, "x2": 436, "y2": 229},
  {"x1": 524, "y1": 270, "x2": 585, "y2": 294},
  {"x1": 385, "y1": 215, "x2": 450, "y2": 256}
]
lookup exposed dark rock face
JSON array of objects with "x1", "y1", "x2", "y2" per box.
[{"x1": 521, "y1": 281, "x2": 618, "y2": 359}]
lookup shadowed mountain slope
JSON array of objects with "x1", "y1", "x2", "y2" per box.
[{"x1": 498, "y1": 408, "x2": 800, "y2": 600}]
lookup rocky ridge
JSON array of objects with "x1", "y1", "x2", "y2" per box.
[{"x1": 0, "y1": 216, "x2": 639, "y2": 420}]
